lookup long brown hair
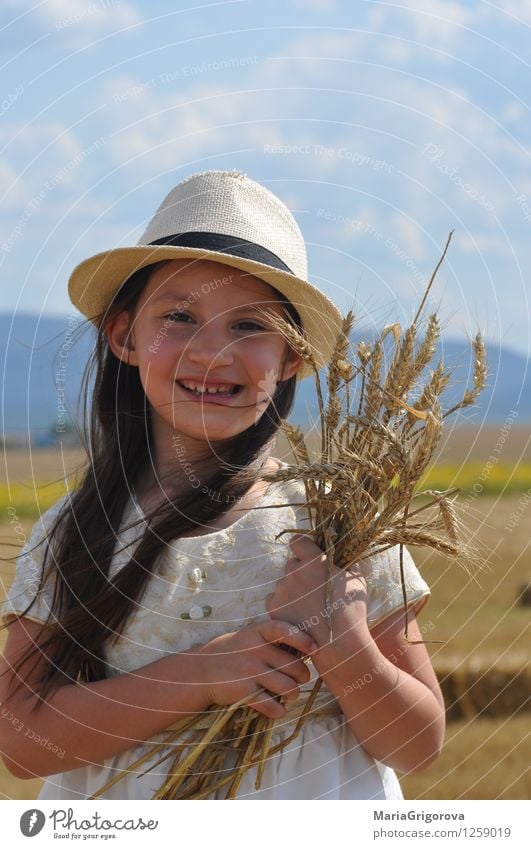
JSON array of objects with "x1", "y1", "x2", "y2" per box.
[{"x1": 1, "y1": 260, "x2": 303, "y2": 705}]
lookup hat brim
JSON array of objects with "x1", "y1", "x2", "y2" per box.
[{"x1": 68, "y1": 245, "x2": 344, "y2": 382}]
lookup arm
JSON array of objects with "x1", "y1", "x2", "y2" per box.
[
  {"x1": 0, "y1": 615, "x2": 317, "y2": 781},
  {"x1": 266, "y1": 534, "x2": 445, "y2": 775},
  {"x1": 0, "y1": 617, "x2": 212, "y2": 780},
  {"x1": 311, "y1": 603, "x2": 445, "y2": 774}
]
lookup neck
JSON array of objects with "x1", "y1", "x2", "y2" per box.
[{"x1": 135, "y1": 441, "x2": 275, "y2": 505}]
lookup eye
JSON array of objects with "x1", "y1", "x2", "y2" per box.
[
  {"x1": 236, "y1": 320, "x2": 265, "y2": 331},
  {"x1": 164, "y1": 313, "x2": 265, "y2": 331}
]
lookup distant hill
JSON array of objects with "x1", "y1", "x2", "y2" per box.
[
  {"x1": 0, "y1": 312, "x2": 95, "y2": 443},
  {"x1": 1, "y1": 312, "x2": 529, "y2": 443}
]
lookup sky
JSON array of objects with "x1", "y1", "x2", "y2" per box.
[{"x1": 1, "y1": 0, "x2": 530, "y2": 358}]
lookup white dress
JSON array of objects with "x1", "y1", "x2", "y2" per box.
[{"x1": 1, "y1": 466, "x2": 430, "y2": 800}]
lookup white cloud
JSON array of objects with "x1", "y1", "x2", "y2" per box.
[
  {"x1": 478, "y1": 1, "x2": 531, "y2": 27},
  {"x1": 0, "y1": 122, "x2": 106, "y2": 224},
  {"x1": 499, "y1": 101, "x2": 527, "y2": 124},
  {"x1": 454, "y1": 231, "x2": 516, "y2": 256},
  {"x1": 89, "y1": 23, "x2": 526, "y2": 249},
  {"x1": 368, "y1": 0, "x2": 477, "y2": 47},
  {"x1": 0, "y1": 159, "x2": 28, "y2": 209},
  {"x1": 391, "y1": 213, "x2": 427, "y2": 261},
  {"x1": 20, "y1": 0, "x2": 143, "y2": 49},
  {"x1": 289, "y1": 0, "x2": 336, "y2": 9}
]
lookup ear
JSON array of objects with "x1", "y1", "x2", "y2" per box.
[
  {"x1": 105, "y1": 311, "x2": 139, "y2": 367},
  {"x1": 280, "y1": 347, "x2": 303, "y2": 382}
]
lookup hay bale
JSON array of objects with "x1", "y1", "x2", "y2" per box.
[
  {"x1": 435, "y1": 659, "x2": 530, "y2": 721},
  {"x1": 517, "y1": 582, "x2": 531, "y2": 606}
]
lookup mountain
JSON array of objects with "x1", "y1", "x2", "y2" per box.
[
  {"x1": 1, "y1": 312, "x2": 529, "y2": 443},
  {"x1": 1, "y1": 312, "x2": 94, "y2": 443},
  {"x1": 288, "y1": 329, "x2": 530, "y2": 428}
]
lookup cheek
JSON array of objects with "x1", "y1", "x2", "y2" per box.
[
  {"x1": 138, "y1": 331, "x2": 183, "y2": 370},
  {"x1": 135, "y1": 347, "x2": 175, "y2": 395},
  {"x1": 244, "y1": 339, "x2": 286, "y2": 379}
]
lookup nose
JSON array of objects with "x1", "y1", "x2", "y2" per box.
[{"x1": 183, "y1": 323, "x2": 235, "y2": 370}]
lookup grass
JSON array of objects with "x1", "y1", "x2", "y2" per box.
[
  {"x1": 0, "y1": 447, "x2": 85, "y2": 518},
  {"x1": 419, "y1": 462, "x2": 531, "y2": 496},
  {"x1": 0, "y1": 481, "x2": 76, "y2": 519}
]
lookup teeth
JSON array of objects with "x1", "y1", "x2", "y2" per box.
[{"x1": 180, "y1": 381, "x2": 236, "y2": 394}]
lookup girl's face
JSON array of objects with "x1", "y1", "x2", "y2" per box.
[{"x1": 106, "y1": 259, "x2": 302, "y2": 454}]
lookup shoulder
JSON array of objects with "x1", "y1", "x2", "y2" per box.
[
  {"x1": 30, "y1": 493, "x2": 72, "y2": 538},
  {"x1": 16, "y1": 493, "x2": 72, "y2": 566},
  {"x1": 1, "y1": 494, "x2": 72, "y2": 627}
]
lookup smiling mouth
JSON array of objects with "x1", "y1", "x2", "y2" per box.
[{"x1": 175, "y1": 380, "x2": 243, "y2": 398}]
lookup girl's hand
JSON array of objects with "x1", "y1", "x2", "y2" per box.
[
  {"x1": 265, "y1": 534, "x2": 369, "y2": 648},
  {"x1": 194, "y1": 619, "x2": 319, "y2": 719}
]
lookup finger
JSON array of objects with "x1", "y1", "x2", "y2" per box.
[
  {"x1": 245, "y1": 690, "x2": 286, "y2": 719},
  {"x1": 265, "y1": 646, "x2": 312, "y2": 684},
  {"x1": 289, "y1": 533, "x2": 312, "y2": 547},
  {"x1": 259, "y1": 669, "x2": 301, "y2": 702},
  {"x1": 265, "y1": 592, "x2": 288, "y2": 616},
  {"x1": 260, "y1": 620, "x2": 318, "y2": 655},
  {"x1": 283, "y1": 555, "x2": 305, "y2": 576},
  {"x1": 289, "y1": 534, "x2": 326, "y2": 561}
]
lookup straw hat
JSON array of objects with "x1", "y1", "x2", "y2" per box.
[{"x1": 68, "y1": 169, "x2": 344, "y2": 380}]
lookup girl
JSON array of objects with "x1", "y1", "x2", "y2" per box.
[{"x1": 0, "y1": 170, "x2": 445, "y2": 800}]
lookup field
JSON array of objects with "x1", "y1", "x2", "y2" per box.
[
  {"x1": 0, "y1": 430, "x2": 529, "y2": 799},
  {"x1": 3, "y1": 425, "x2": 531, "y2": 517}
]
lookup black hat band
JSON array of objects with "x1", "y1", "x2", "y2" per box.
[{"x1": 148, "y1": 231, "x2": 295, "y2": 275}]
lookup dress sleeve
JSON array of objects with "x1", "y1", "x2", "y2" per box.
[
  {"x1": 280, "y1": 468, "x2": 431, "y2": 629},
  {"x1": 355, "y1": 544, "x2": 431, "y2": 629},
  {"x1": 0, "y1": 496, "x2": 69, "y2": 627}
]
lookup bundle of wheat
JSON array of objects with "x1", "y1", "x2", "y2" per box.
[{"x1": 89, "y1": 231, "x2": 487, "y2": 801}]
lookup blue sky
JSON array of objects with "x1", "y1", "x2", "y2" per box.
[{"x1": 1, "y1": 0, "x2": 530, "y2": 357}]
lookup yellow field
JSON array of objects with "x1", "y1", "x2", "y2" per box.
[
  {"x1": 0, "y1": 442, "x2": 529, "y2": 799},
  {"x1": 2, "y1": 462, "x2": 530, "y2": 519}
]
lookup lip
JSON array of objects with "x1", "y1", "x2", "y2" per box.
[{"x1": 175, "y1": 380, "x2": 242, "y2": 406}]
